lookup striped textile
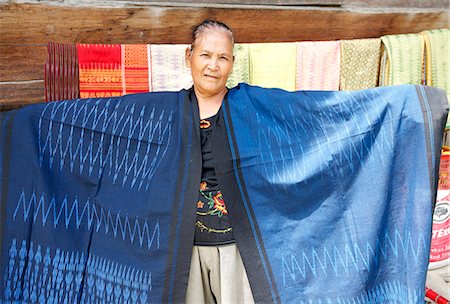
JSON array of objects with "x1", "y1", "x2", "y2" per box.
[
  {"x1": 122, "y1": 44, "x2": 151, "y2": 94},
  {"x1": 422, "y1": 29, "x2": 449, "y2": 94},
  {"x1": 44, "y1": 42, "x2": 79, "y2": 102},
  {"x1": 226, "y1": 44, "x2": 250, "y2": 88},
  {"x1": 380, "y1": 34, "x2": 424, "y2": 86},
  {"x1": 340, "y1": 38, "x2": 381, "y2": 90},
  {"x1": 150, "y1": 44, "x2": 193, "y2": 91},
  {"x1": 77, "y1": 44, "x2": 151, "y2": 98},
  {"x1": 422, "y1": 28, "x2": 450, "y2": 128},
  {"x1": 249, "y1": 43, "x2": 297, "y2": 91},
  {"x1": 77, "y1": 44, "x2": 123, "y2": 98},
  {"x1": 296, "y1": 41, "x2": 341, "y2": 91}
]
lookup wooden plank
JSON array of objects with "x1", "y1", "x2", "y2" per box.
[
  {"x1": 141, "y1": 0, "x2": 450, "y2": 9},
  {"x1": 0, "y1": 2, "x2": 448, "y2": 108},
  {"x1": 346, "y1": 0, "x2": 449, "y2": 9},
  {"x1": 0, "y1": 45, "x2": 46, "y2": 82},
  {"x1": 0, "y1": 3, "x2": 448, "y2": 84},
  {"x1": 1, "y1": 0, "x2": 448, "y2": 9},
  {"x1": 0, "y1": 81, "x2": 44, "y2": 110},
  {"x1": 1, "y1": 3, "x2": 448, "y2": 45},
  {"x1": 39, "y1": 1, "x2": 344, "y2": 7}
]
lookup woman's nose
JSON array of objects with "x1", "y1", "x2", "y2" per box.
[{"x1": 207, "y1": 58, "x2": 219, "y2": 70}]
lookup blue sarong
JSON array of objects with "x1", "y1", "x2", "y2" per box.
[{"x1": 0, "y1": 84, "x2": 447, "y2": 303}]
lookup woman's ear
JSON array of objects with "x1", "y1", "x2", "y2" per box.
[{"x1": 185, "y1": 47, "x2": 192, "y2": 68}]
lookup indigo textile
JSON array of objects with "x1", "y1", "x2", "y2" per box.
[{"x1": 0, "y1": 84, "x2": 447, "y2": 303}]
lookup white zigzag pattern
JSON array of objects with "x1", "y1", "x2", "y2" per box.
[
  {"x1": 296, "y1": 281, "x2": 422, "y2": 304},
  {"x1": 38, "y1": 98, "x2": 173, "y2": 191},
  {"x1": 282, "y1": 227, "x2": 427, "y2": 283},
  {"x1": 256, "y1": 91, "x2": 395, "y2": 184},
  {"x1": 13, "y1": 190, "x2": 160, "y2": 251}
]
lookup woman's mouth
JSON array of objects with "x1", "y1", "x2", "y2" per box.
[{"x1": 204, "y1": 74, "x2": 219, "y2": 79}]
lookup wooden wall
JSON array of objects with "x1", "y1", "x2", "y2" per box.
[{"x1": 0, "y1": 0, "x2": 449, "y2": 109}]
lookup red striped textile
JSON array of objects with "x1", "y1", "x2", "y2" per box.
[{"x1": 44, "y1": 42, "x2": 79, "y2": 102}]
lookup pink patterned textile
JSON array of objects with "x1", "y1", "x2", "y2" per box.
[{"x1": 296, "y1": 41, "x2": 341, "y2": 90}]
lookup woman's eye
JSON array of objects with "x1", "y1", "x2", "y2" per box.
[{"x1": 221, "y1": 57, "x2": 229, "y2": 61}]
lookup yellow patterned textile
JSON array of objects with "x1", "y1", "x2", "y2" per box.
[
  {"x1": 226, "y1": 44, "x2": 250, "y2": 88},
  {"x1": 380, "y1": 34, "x2": 424, "y2": 86},
  {"x1": 249, "y1": 43, "x2": 296, "y2": 91},
  {"x1": 340, "y1": 38, "x2": 381, "y2": 91}
]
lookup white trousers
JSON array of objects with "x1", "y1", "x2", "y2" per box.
[{"x1": 185, "y1": 244, "x2": 255, "y2": 304}]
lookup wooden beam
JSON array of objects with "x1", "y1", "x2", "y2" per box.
[
  {"x1": 1, "y1": 0, "x2": 448, "y2": 9},
  {"x1": 0, "y1": 81, "x2": 44, "y2": 110},
  {"x1": 345, "y1": 0, "x2": 449, "y2": 9},
  {"x1": 0, "y1": 2, "x2": 448, "y2": 108},
  {"x1": 1, "y1": 3, "x2": 447, "y2": 45},
  {"x1": 0, "y1": 45, "x2": 46, "y2": 82}
]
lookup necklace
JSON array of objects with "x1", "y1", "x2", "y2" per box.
[{"x1": 200, "y1": 119, "x2": 211, "y2": 129}]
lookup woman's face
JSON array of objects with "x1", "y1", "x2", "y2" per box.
[{"x1": 186, "y1": 29, "x2": 234, "y2": 97}]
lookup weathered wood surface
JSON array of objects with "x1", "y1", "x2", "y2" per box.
[
  {"x1": 2, "y1": 4, "x2": 448, "y2": 45},
  {"x1": 0, "y1": 2, "x2": 449, "y2": 106},
  {"x1": 1, "y1": 0, "x2": 448, "y2": 9},
  {"x1": 0, "y1": 81, "x2": 44, "y2": 110},
  {"x1": 0, "y1": 45, "x2": 46, "y2": 82}
]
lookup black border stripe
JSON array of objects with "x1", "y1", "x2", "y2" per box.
[
  {"x1": 415, "y1": 85, "x2": 435, "y2": 194},
  {"x1": 0, "y1": 110, "x2": 16, "y2": 276},
  {"x1": 171, "y1": 90, "x2": 202, "y2": 303},
  {"x1": 162, "y1": 89, "x2": 202, "y2": 303},
  {"x1": 416, "y1": 85, "x2": 449, "y2": 224},
  {"x1": 415, "y1": 85, "x2": 448, "y2": 200},
  {"x1": 161, "y1": 91, "x2": 192, "y2": 302},
  {"x1": 220, "y1": 97, "x2": 281, "y2": 304}
]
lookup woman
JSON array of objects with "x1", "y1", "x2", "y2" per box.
[{"x1": 184, "y1": 20, "x2": 255, "y2": 304}]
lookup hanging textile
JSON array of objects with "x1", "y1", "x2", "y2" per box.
[
  {"x1": 0, "y1": 84, "x2": 447, "y2": 303},
  {"x1": 249, "y1": 43, "x2": 296, "y2": 91},
  {"x1": 422, "y1": 29, "x2": 449, "y2": 128},
  {"x1": 226, "y1": 43, "x2": 250, "y2": 88},
  {"x1": 44, "y1": 42, "x2": 79, "y2": 102},
  {"x1": 422, "y1": 28, "x2": 449, "y2": 92},
  {"x1": 121, "y1": 44, "x2": 151, "y2": 94},
  {"x1": 380, "y1": 34, "x2": 424, "y2": 86},
  {"x1": 339, "y1": 38, "x2": 381, "y2": 90},
  {"x1": 77, "y1": 44, "x2": 123, "y2": 98},
  {"x1": 77, "y1": 44, "x2": 151, "y2": 98},
  {"x1": 296, "y1": 41, "x2": 341, "y2": 90},
  {"x1": 150, "y1": 44, "x2": 193, "y2": 91}
]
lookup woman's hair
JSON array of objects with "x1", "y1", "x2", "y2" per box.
[{"x1": 190, "y1": 19, "x2": 235, "y2": 53}]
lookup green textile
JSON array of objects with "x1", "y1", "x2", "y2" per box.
[
  {"x1": 381, "y1": 33, "x2": 424, "y2": 86},
  {"x1": 422, "y1": 29, "x2": 450, "y2": 127},
  {"x1": 423, "y1": 29, "x2": 449, "y2": 94},
  {"x1": 227, "y1": 44, "x2": 250, "y2": 88}
]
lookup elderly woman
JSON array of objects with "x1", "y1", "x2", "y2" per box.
[
  {"x1": 0, "y1": 16, "x2": 444, "y2": 304},
  {"x1": 184, "y1": 20, "x2": 255, "y2": 304}
]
